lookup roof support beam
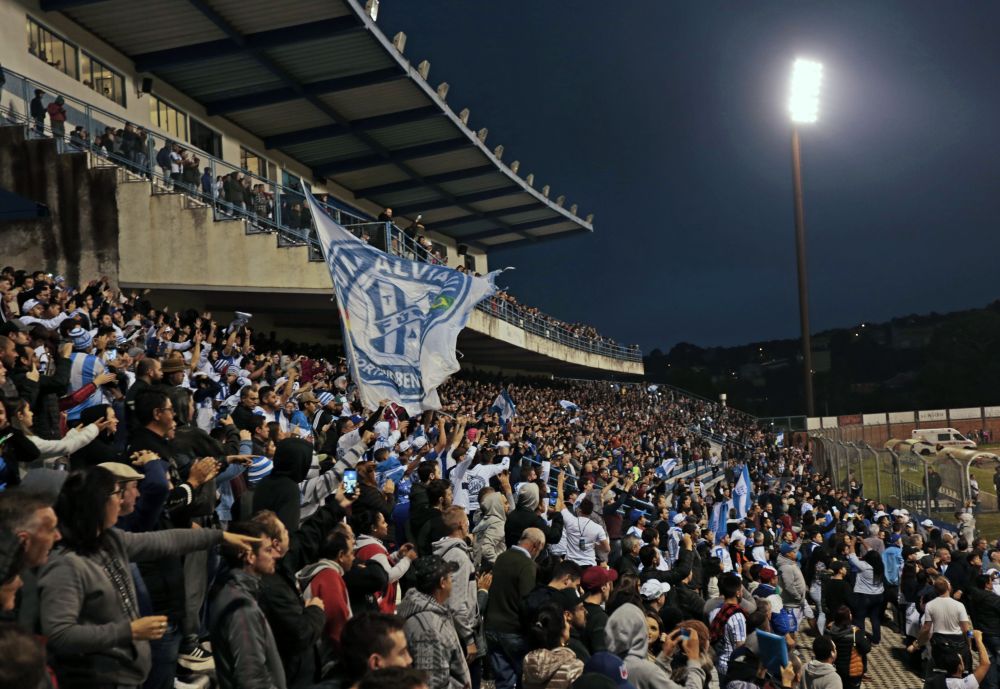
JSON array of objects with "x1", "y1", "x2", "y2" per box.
[
  {"x1": 265, "y1": 106, "x2": 442, "y2": 149},
  {"x1": 40, "y1": 0, "x2": 104, "y2": 9},
  {"x1": 457, "y1": 218, "x2": 574, "y2": 242},
  {"x1": 430, "y1": 203, "x2": 543, "y2": 231},
  {"x1": 204, "y1": 68, "x2": 405, "y2": 115},
  {"x1": 486, "y1": 226, "x2": 592, "y2": 250},
  {"x1": 313, "y1": 138, "x2": 469, "y2": 177},
  {"x1": 353, "y1": 165, "x2": 497, "y2": 196},
  {"x1": 391, "y1": 186, "x2": 522, "y2": 216},
  {"x1": 132, "y1": 15, "x2": 362, "y2": 71}
]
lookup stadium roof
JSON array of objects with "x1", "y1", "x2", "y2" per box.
[{"x1": 41, "y1": 0, "x2": 594, "y2": 249}]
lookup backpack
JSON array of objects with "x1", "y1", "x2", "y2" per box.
[
  {"x1": 848, "y1": 629, "x2": 864, "y2": 678},
  {"x1": 156, "y1": 145, "x2": 171, "y2": 169}
]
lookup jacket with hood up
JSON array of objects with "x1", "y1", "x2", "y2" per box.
[
  {"x1": 433, "y1": 535, "x2": 479, "y2": 649},
  {"x1": 472, "y1": 491, "x2": 507, "y2": 566},
  {"x1": 605, "y1": 603, "x2": 705, "y2": 689},
  {"x1": 253, "y1": 438, "x2": 314, "y2": 532},
  {"x1": 802, "y1": 659, "x2": 844, "y2": 689},
  {"x1": 397, "y1": 588, "x2": 470, "y2": 689},
  {"x1": 522, "y1": 646, "x2": 583, "y2": 689}
]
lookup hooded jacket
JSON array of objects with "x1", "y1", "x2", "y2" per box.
[
  {"x1": 604, "y1": 603, "x2": 705, "y2": 689},
  {"x1": 253, "y1": 438, "x2": 314, "y2": 532},
  {"x1": 778, "y1": 554, "x2": 807, "y2": 607},
  {"x1": 397, "y1": 588, "x2": 470, "y2": 689},
  {"x1": 522, "y1": 646, "x2": 584, "y2": 689},
  {"x1": 295, "y1": 559, "x2": 351, "y2": 656},
  {"x1": 473, "y1": 491, "x2": 507, "y2": 566},
  {"x1": 802, "y1": 659, "x2": 844, "y2": 689},
  {"x1": 433, "y1": 535, "x2": 479, "y2": 648},
  {"x1": 355, "y1": 533, "x2": 411, "y2": 613}
]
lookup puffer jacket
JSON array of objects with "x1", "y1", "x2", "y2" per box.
[
  {"x1": 605, "y1": 603, "x2": 706, "y2": 689},
  {"x1": 472, "y1": 491, "x2": 507, "y2": 566},
  {"x1": 827, "y1": 623, "x2": 869, "y2": 687},
  {"x1": 397, "y1": 588, "x2": 470, "y2": 689},
  {"x1": 522, "y1": 646, "x2": 583, "y2": 689},
  {"x1": 209, "y1": 569, "x2": 287, "y2": 689}
]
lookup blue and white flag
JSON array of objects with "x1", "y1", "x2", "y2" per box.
[
  {"x1": 708, "y1": 499, "x2": 730, "y2": 543},
  {"x1": 559, "y1": 400, "x2": 579, "y2": 411},
  {"x1": 490, "y1": 388, "x2": 517, "y2": 423},
  {"x1": 308, "y1": 194, "x2": 498, "y2": 414},
  {"x1": 733, "y1": 464, "x2": 753, "y2": 519},
  {"x1": 655, "y1": 457, "x2": 678, "y2": 479},
  {"x1": 775, "y1": 431, "x2": 785, "y2": 447}
]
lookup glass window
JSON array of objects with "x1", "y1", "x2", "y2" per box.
[
  {"x1": 463, "y1": 254, "x2": 476, "y2": 271},
  {"x1": 27, "y1": 17, "x2": 78, "y2": 80},
  {"x1": 80, "y1": 51, "x2": 125, "y2": 106},
  {"x1": 190, "y1": 119, "x2": 222, "y2": 157},
  {"x1": 149, "y1": 95, "x2": 187, "y2": 141},
  {"x1": 240, "y1": 147, "x2": 269, "y2": 179}
]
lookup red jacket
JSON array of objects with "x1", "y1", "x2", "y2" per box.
[{"x1": 303, "y1": 566, "x2": 351, "y2": 654}]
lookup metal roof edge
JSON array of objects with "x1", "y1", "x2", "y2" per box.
[{"x1": 343, "y1": 0, "x2": 594, "y2": 235}]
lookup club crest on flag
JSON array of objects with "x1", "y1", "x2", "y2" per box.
[{"x1": 308, "y1": 193, "x2": 500, "y2": 414}]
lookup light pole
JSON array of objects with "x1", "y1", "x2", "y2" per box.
[{"x1": 788, "y1": 58, "x2": 823, "y2": 418}]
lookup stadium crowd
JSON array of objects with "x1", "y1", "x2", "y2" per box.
[{"x1": 0, "y1": 264, "x2": 996, "y2": 689}]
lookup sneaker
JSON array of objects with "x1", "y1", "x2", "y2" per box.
[
  {"x1": 174, "y1": 676, "x2": 210, "y2": 689},
  {"x1": 177, "y1": 643, "x2": 214, "y2": 672}
]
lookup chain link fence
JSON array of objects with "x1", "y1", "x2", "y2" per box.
[{"x1": 811, "y1": 435, "x2": 975, "y2": 519}]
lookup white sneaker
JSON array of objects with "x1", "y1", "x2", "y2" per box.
[
  {"x1": 177, "y1": 642, "x2": 214, "y2": 672},
  {"x1": 174, "y1": 676, "x2": 209, "y2": 689}
]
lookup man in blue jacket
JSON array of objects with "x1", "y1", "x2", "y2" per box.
[{"x1": 882, "y1": 533, "x2": 903, "y2": 632}]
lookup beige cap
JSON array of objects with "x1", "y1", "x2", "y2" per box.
[{"x1": 98, "y1": 462, "x2": 144, "y2": 481}]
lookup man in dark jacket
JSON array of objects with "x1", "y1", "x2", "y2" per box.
[
  {"x1": 638, "y1": 532, "x2": 694, "y2": 588},
  {"x1": 30, "y1": 89, "x2": 45, "y2": 135},
  {"x1": 253, "y1": 497, "x2": 349, "y2": 688},
  {"x1": 615, "y1": 535, "x2": 641, "y2": 578},
  {"x1": 209, "y1": 522, "x2": 286, "y2": 689},
  {"x1": 504, "y1": 480, "x2": 563, "y2": 549},
  {"x1": 966, "y1": 573, "x2": 1000, "y2": 669}
]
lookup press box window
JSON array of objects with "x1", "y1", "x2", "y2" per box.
[
  {"x1": 191, "y1": 119, "x2": 222, "y2": 158},
  {"x1": 80, "y1": 52, "x2": 125, "y2": 107},
  {"x1": 241, "y1": 147, "x2": 275, "y2": 181},
  {"x1": 27, "y1": 17, "x2": 78, "y2": 80}
]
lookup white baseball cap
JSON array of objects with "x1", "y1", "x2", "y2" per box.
[
  {"x1": 921, "y1": 519, "x2": 934, "y2": 527},
  {"x1": 640, "y1": 580, "x2": 670, "y2": 600}
]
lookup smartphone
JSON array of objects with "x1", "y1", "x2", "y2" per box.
[
  {"x1": 343, "y1": 470, "x2": 358, "y2": 496},
  {"x1": 679, "y1": 628, "x2": 691, "y2": 640}
]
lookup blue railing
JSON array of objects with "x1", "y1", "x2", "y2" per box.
[{"x1": 0, "y1": 65, "x2": 641, "y2": 364}]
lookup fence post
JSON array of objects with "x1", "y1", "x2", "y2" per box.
[
  {"x1": 209, "y1": 159, "x2": 217, "y2": 218},
  {"x1": 84, "y1": 104, "x2": 92, "y2": 153},
  {"x1": 923, "y1": 458, "x2": 932, "y2": 517}
]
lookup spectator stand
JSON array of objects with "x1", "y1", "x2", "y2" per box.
[{"x1": 1, "y1": 64, "x2": 641, "y2": 365}]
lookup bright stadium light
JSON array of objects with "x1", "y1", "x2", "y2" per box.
[{"x1": 788, "y1": 58, "x2": 823, "y2": 124}]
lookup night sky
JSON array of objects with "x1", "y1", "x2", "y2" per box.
[{"x1": 380, "y1": 2, "x2": 1000, "y2": 353}]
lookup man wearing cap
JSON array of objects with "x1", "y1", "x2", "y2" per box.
[
  {"x1": 580, "y1": 566, "x2": 617, "y2": 654},
  {"x1": 882, "y1": 533, "x2": 904, "y2": 632},
  {"x1": 397, "y1": 555, "x2": 470, "y2": 689},
  {"x1": 640, "y1": 579, "x2": 670, "y2": 615},
  {"x1": 778, "y1": 541, "x2": 808, "y2": 629},
  {"x1": 65, "y1": 325, "x2": 110, "y2": 425}
]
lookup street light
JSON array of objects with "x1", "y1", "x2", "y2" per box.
[{"x1": 788, "y1": 58, "x2": 823, "y2": 417}]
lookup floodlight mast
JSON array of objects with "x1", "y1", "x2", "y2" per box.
[{"x1": 788, "y1": 58, "x2": 823, "y2": 417}]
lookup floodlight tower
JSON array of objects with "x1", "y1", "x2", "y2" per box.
[{"x1": 788, "y1": 58, "x2": 823, "y2": 418}]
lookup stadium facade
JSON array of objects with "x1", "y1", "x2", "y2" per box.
[{"x1": 0, "y1": 0, "x2": 643, "y2": 377}]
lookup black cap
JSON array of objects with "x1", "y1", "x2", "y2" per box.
[
  {"x1": 412, "y1": 555, "x2": 459, "y2": 589},
  {"x1": 553, "y1": 587, "x2": 584, "y2": 612}
]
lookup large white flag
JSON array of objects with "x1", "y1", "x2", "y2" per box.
[{"x1": 308, "y1": 195, "x2": 498, "y2": 414}]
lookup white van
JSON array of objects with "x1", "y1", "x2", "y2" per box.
[{"x1": 911, "y1": 427, "x2": 977, "y2": 449}]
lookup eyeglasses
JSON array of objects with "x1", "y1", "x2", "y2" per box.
[
  {"x1": 156, "y1": 407, "x2": 175, "y2": 415},
  {"x1": 109, "y1": 486, "x2": 126, "y2": 498}
]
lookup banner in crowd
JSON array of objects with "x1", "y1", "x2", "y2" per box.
[
  {"x1": 308, "y1": 194, "x2": 498, "y2": 414},
  {"x1": 708, "y1": 499, "x2": 730, "y2": 542},
  {"x1": 733, "y1": 463, "x2": 753, "y2": 518}
]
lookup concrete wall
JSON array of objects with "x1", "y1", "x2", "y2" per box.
[
  {"x1": 0, "y1": 127, "x2": 119, "y2": 283},
  {"x1": 0, "y1": 0, "x2": 488, "y2": 273}
]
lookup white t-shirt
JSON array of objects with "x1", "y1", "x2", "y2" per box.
[
  {"x1": 924, "y1": 596, "x2": 969, "y2": 635},
  {"x1": 169, "y1": 151, "x2": 182, "y2": 174},
  {"x1": 560, "y1": 508, "x2": 608, "y2": 566},
  {"x1": 947, "y1": 675, "x2": 979, "y2": 689},
  {"x1": 463, "y1": 457, "x2": 510, "y2": 513}
]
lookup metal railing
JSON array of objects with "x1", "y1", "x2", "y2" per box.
[{"x1": 1, "y1": 64, "x2": 642, "y2": 363}]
